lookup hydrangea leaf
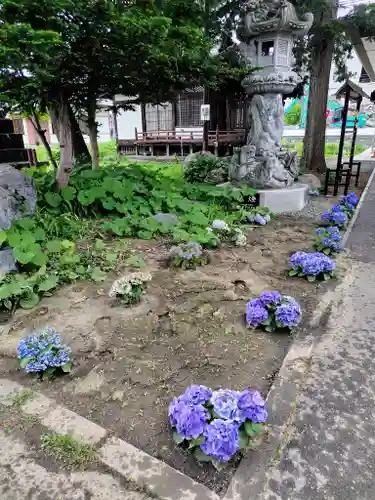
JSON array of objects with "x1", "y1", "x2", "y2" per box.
[
  {"x1": 61, "y1": 362, "x2": 72, "y2": 373},
  {"x1": 211, "y1": 459, "x2": 227, "y2": 471},
  {"x1": 90, "y1": 267, "x2": 107, "y2": 282},
  {"x1": 19, "y1": 356, "x2": 32, "y2": 369},
  {"x1": 244, "y1": 421, "x2": 262, "y2": 437},
  {"x1": 19, "y1": 292, "x2": 40, "y2": 309},
  {"x1": 172, "y1": 431, "x2": 185, "y2": 445},
  {"x1": 307, "y1": 275, "x2": 316, "y2": 282},
  {"x1": 38, "y1": 276, "x2": 59, "y2": 292},
  {"x1": 323, "y1": 273, "x2": 331, "y2": 281},
  {"x1": 239, "y1": 428, "x2": 250, "y2": 449},
  {"x1": 42, "y1": 367, "x2": 56, "y2": 380},
  {"x1": 288, "y1": 269, "x2": 298, "y2": 277},
  {"x1": 193, "y1": 448, "x2": 212, "y2": 462},
  {"x1": 188, "y1": 436, "x2": 204, "y2": 449}
]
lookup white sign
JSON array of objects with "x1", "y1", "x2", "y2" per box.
[{"x1": 200, "y1": 104, "x2": 210, "y2": 121}]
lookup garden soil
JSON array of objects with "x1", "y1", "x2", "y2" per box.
[{"x1": 0, "y1": 213, "x2": 351, "y2": 494}]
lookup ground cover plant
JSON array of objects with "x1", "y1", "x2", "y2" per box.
[
  {"x1": 245, "y1": 291, "x2": 302, "y2": 331},
  {"x1": 314, "y1": 227, "x2": 344, "y2": 256},
  {"x1": 289, "y1": 251, "x2": 336, "y2": 281}
]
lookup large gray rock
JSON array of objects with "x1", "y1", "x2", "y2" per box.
[
  {"x1": 0, "y1": 248, "x2": 17, "y2": 277},
  {"x1": 298, "y1": 173, "x2": 321, "y2": 189},
  {"x1": 153, "y1": 212, "x2": 179, "y2": 227},
  {"x1": 0, "y1": 164, "x2": 37, "y2": 230}
]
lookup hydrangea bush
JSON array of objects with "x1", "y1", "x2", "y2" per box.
[
  {"x1": 108, "y1": 272, "x2": 151, "y2": 304},
  {"x1": 17, "y1": 327, "x2": 72, "y2": 378},
  {"x1": 168, "y1": 242, "x2": 207, "y2": 269},
  {"x1": 289, "y1": 251, "x2": 335, "y2": 281},
  {"x1": 246, "y1": 207, "x2": 273, "y2": 226},
  {"x1": 208, "y1": 220, "x2": 247, "y2": 247},
  {"x1": 315, "y1": 227, "x2": 344, "y2": 256},
  {"x1": 245, "y1": 291, "x2": 302, "y2": 332},
  {"x1": 339, "y1": 192, "x2": 358, "y2": 217},
  {"x1": 320, "y1": 204, "x2": 348, "y2": 228},
  {"x1": 169, "y1": 385, "x2": 267, "y2": 468}
]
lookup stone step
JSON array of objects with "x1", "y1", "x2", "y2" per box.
[{"x1": 0, "y1": 149, "x2": 29, "y2": 164}]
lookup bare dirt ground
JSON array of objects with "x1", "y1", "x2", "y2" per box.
[{"x1": 0, "y1": 209, "x2": 351, "y2": 494}]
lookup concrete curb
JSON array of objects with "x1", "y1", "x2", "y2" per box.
[
  {"x1": 342, "y1": 166, "x2": 375, "y2": 247},
  {"x1": 0, "y1": 378, "x2": 219, "y2": 500}
]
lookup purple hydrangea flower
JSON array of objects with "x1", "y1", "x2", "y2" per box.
[
  {"x1": 168, "y1": 397, "x2": 209, "y2": 439},
  {"x1": 182, "y1": 385, "x2": 212, "y2": 405},
  {"x1": 275, "y1": 301, "x2": 302, "y2": 327},
  {"x1": 200, "y1": 419, "x2": 240, "y2": 462},
  {"x1": 259, "y1": 291, "x2": 282, "y2": 306},
  {"x1": 245, "y1": 301, "x2": 269, "y2": 327},
  {"x1": 238, "y1": 390, "x2": 268, "y2": 423},
  {"x1": 290, "y1": 251, "x2": 308, "y2": 269},
  {"x1": 290, "y1": 251, "x2": 335, "y2": 276},
  {"x1": 316, "y1": 228, "x2": 325, "y2": 235},
  {"x1": 210, "y1": 389, "x2": 242, "y2": 421}
]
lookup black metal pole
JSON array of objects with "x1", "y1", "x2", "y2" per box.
[
  {"x1": 344, "y1": 97, "x2": 361, "y2": 195},
  {"x1": 202, "y1": 0, "x2": 209, "y2": 151},
  {"x1": 334, "y1": 87, "x2": 350, "y2": 196}
]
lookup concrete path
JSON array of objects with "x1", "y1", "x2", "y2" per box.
[{"x1": 254, "y1": 172, "x2": 375, "y2": 499}]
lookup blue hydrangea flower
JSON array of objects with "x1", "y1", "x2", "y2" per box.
[
  {"x1": 254, "y1": 214, "x2": 266, "y2": 225},
  {"x1": 168, "y1": 397, "x2": 209, "y2": 439},
  {"x1": 316, "y1": 228, "x2": 325, "y2": 235},
  {"x1": 182, "y1": 385, "x2": 212, "y2": 405},
  {"x1": 290, "y1": 251, "x2": 308, "y2": 269},
  {"x1": 200, "y1": 419, "x2": 240, "y2": 462},
  {"x1": 245, "y1": 301, "x2": 269, "y2": 327},
  {"x1": 290, "y1": 251, "x2": 335, "y2": 276},
  {"x1": 212, "y1": 220, "x2": 230, "y2": 231},
  {"x1": 237, "y1": 390, "x2": 268, "y2": 423},
  {"x1": 259, "y1": 291, "x2": 282, "y2": 306},
  {"x1": 275, "y1": 301, "x2": 302, "y2": 327},
  {"x1": 210, "y1": 389, "x2": 242, "y2": 421}
]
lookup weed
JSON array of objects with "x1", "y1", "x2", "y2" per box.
[
  {"x1": 11, "y1": 389, "x2": 34, "y2": 407},
  {"x1": 40, "y1": 433, "x2": 97, "y2": 468}
]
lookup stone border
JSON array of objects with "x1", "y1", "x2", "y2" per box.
[
  {"x1": 223, "y1": 172, "x2": 375, "y2": 500},
  {"x1": 0, "y1": 378, "x2": 220, "y2": 500}
]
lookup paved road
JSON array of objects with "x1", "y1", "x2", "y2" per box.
[
  {"x1": 284, "y1": 127, "x2": 375, "y2": 146},
  {"x1": 259, "y1": 174, "x2": 375, "y2": 500}
]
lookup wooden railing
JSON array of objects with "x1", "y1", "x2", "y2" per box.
[{"x1": 134, "y1": 128, "x2": 246, "y2": 144}]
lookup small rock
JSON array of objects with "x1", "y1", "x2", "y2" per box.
[
  {"x1": 298, "y1": 173, "x2": 321, "y2": 189},
  {"x1": 223, "y1": 290, "x2": 238, "y2": 301}
]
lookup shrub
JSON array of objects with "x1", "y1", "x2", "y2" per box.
[
  {"x1": 315, "y1": 227, "x2": 344, "y2": 256},
  {"x1": 245, "y1": 292, "x2": 302, "y2": 331},
  {"x1": 183, "y1": 154, "x2": 229, "y2": 184},
  {"x1": 169, "y1": 385, "x2": 267, "y2": 469},
  {"x1": 245, "y1": 207, "x2": 273, "y2": 225},
  {"x1": 339, "y1": 192, "x2": 358, "y2": 218},
  {"x1": 320, "y1": 205, "x2": 349, "y2": 228},
  {"x1": 289, "y1": 251, "x2": 335, "y2": 281},
  {"x1": 17, "y1": 328, "x2": 72, "y2": 378},
  {"x1": 108, "y1": 272, "x2": 151, "y2": 305},
  {"x1": 168, "y1": 242, "x2": 207, "y2": 269},
  {"x1": 208, "y1": 219, "x2": 247, "y2": 247}
]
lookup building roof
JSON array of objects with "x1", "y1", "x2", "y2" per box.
[{"x1": 335, "y1": 79, "x2": 370, "y2": 101}]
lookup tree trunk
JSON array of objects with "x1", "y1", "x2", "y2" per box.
[
  {"x1": 302, "y1": 37, "x2": 334, "y2": 173},
  {"x1": 87, "y1": 101, "x2": 100, "y2": 169},
  {"x1": 29, "y1": 112, "x2": 58, "y2": 170},
  {"x1": 54, "y1": 97, "x2": 74, "y2": 188},
  {"x1": 49, "y1": 102, "x2": 91, "y2": 164}
]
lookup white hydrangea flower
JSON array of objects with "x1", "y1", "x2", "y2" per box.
[
  {"x1": 212, "y1": 219, "x2": 230, "y2": 232},
  {"x1": 233, "y1": 228, "x2": 247, "y2": 247},
  {"x1": 109, "y1": 272, "x2": 151, "y2": 298}
]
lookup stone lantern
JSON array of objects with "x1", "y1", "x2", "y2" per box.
[{"x1": 230, "y1": 0, "x2": 313, "y2": 192}]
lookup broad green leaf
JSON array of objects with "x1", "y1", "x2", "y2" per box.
[
  {"x1": 45, "y1": 192, "x2": 62, "y2": 208},
  {"x1": 288, "y1": 269, "x2": 298, "y2": 277},
  {"x1": 46, "y1": 240, "x2": 62, "y2": 253},
  {"x1": 19, "y1": 356, "x2": 32, "y2": 369},
  {"x1": 323, "y1": 248, "x2": 330, "y2": 255},
  {"x1": 244, "y1": 421, "x2": 262, "y2": 437},
  {"x1": 307, "y1": 275, "x2": 316, "y2": 282},
  {"x1": 239, "y1": 428, "x2": 249, "y2": 449},
  {"x1": 102, "y1": 197, "x2": 117, "y2": 210},
  {"x1": 42, "y1": 367, "x2": 56, "y2": 380},
  {"x1": 261, "y1": 315, "x2": 272, "y2": 326},
  {"x1": 211, "y1": 459, "x2": 227, "y2": 471},
  {"x1": 125, "y1": 255, "x2": 146, "y2": 268},
  {"x1": 13, "y1": 247, "x2": 36, "y2": 265},
  {"x1": 61, "y1": 362, "x2": 72, "y2": 373},
  {"x1": 0, "y1": 230, "x2": 7, "y2": 246},
  {"x1": 90, "y1": 267, "x2": 107, "y2": 282},
  {"x1": 323, "y1": 272, "x2": 331, "y2": 281},
  {"x1": 38, "y1": 276, "x2": 59, "y2": 292},
  {"x1": 61, "y1": 186, "x2": 76, "y2": 201},
  {"x1": 172, "y1": 431, "x2": 185, "y2": 445},
  {"x1": 188, "y1": 436, "x2": 204, "y2": 449},
  {"x1": 19, "y1": 292, "x2": 40, "y2": 309},
  {"x1": 94, "y1": 239, "x2": 106, "y2": 251},
  {"x1": 193, "y1": 448, "x2": 212, "y2": 462}
]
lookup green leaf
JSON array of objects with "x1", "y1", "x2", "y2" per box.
[
  {"x1": 288, "y1": 269, "x2": 298, "y2": 277},
  {"x1": 193, "y1": 448, "x2": 212, "y2": 462},
  {"x1": 211, "y1": 459, "x2": 227, "y2": 471},
  {"x1": 94, "y1": 239, "x2": 106, "y2": 251},
  {"x1": 137, "y1": 230, "x2": 154, "y2": 240},
  {"x1": 13, "y1": 247, "x2": 36, "y2": 265},
  {"x1": 323, "y1": 272, "x2": 331, "y2": 281},
  {"x1": 244, "y1": 421, "x2": 262, "y2": 437},
  {"x1": 46, "y1": 240, "x2": 62, "y2": 253},
  {"x1": 45, "y1": 192, "x2": 62, "y2": 208},
  {"x1": 102, "y1": 197, "x2": 117, "y2": 210},
  {"x1": 42, "y1": 367, "x2": 55, "y2": 380},
  {"x1": 90, "y1": 267, "x2": 107, "y2": 282},
  {"x1": 307, "y1": 275, "x2": 316, "y2": 282},
  {"x1": 61, "y1": 362, "x2": 72, "y2": 373},
  {"x1": 261, "y1": 315, "x2": 272, "y2": 326},
  {"x1": 323, "y1": 248, "x2": 330, "y2": 255},
  {"x1": 239, "y1": 428, "x2": 249, "y2": 450},
  {"x1": 19, "y1": 292, "x2": 40, "y2": 309},
  {"x1": 172, "y1": 431, "x2": 185, "y2": 445},
  {"x1": 38, "y1": 276, "x2": 59, "y2": 292},
  {"x1": 0, "y1": 230, "x2": 7, "y2": 246},
  {"x1": 125, "y1": 255, "x2": 146, "y2": 268},
  {"x1": 19, "y1": 356, "x2": 32, "y2": 369},
  {"x1": 61, "y1": 186, "x2": 76, "y2": 201},
  {"x1": 188, "y1": 436, "x2": 204, "y2": 449}
]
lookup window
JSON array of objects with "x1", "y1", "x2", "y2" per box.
[
  {"x1": 261, "y1": 41, "x2": 274, "y2": 57},
  {"x1": 176, "y1": 94, "x2": 204, "y2": 127},
  {"x1": 359, "y1": 67, "x2": 371, "y2": 83},
  {"x1": 145, "y1": 103, "x2": 173, "y2": 132}
]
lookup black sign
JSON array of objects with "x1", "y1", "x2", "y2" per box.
[{"x1": 243, "y1": 193, "x2": 260, "y2": 209}]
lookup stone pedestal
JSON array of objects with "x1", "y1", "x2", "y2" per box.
[{"x1": 257, "y1": 183, "x2": 308, "y2": 213}]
